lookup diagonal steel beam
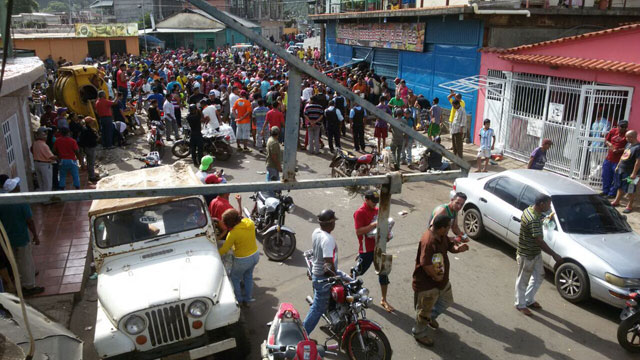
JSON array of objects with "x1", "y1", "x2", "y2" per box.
[
  {"x1": 188, "y1": 0, "x2": 470, "y2": 173},
  {"x1": 0, "y1": 170, "x2": 464, "y2": 205}
]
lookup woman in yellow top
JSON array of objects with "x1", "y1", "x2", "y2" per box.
[{"x1": 219, "y1": 209, "x2": 259, "y2": 307}]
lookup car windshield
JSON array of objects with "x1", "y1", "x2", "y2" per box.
[
  {"x1": 94, "y1": 198, "x2": 207, "y2": 248},
  {"x1": 552, "y1": 195, "x2": 632, "y2": 234}
]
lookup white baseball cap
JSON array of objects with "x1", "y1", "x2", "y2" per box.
[{"x1": 2, "y1": 177, "x2": 20, "y2": 192}]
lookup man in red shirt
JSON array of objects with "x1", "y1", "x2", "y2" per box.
[
  {"x1": 602, "y1": 120, "x2": 628, "y2": 197},
  {"x1": 94, "y1": 90, "x2": 115, "y2": 148},
  {"x1": 209, "y1": 194, "x2": 242, "y2": 239},
  {"x1": 53, "y1": 127, "x2": 81, "y2": 190},
  {"x1": 264, "y1": 103, "x2": 285, "y2": 143},
  {"x1": 353, "y1": 190, "x2": 394, "y2": 312},
  {"x1": 116, "y1": 63, "x2": 128, "y2": 106}
]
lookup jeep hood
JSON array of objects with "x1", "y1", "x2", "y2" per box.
[{"x1": 97, "y1": 238, "x2": 225, "y2": 323}]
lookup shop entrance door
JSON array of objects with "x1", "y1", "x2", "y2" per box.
[
  {"x1": 109, "y1": 40, "x2": 127, "y2": 56},
  {"x1": 88, "y1": 40, "x2": 106, "y2": 59}
]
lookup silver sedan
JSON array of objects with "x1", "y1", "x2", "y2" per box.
[{"x1": 453, "y1": 169, "x2": 640, "y2": 308}]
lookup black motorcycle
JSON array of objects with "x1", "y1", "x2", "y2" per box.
[
  {"x1": 172, "y1": 126, "x2": 233, "y2": 161},
  {"x1": 243, "y1": 191, "x2": 296, "y2": 262},
  {"x1": 613, "y1": 289, "x2": 640, "y2": 352}
]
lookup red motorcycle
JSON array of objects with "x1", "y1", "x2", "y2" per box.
[
  {"x1": 304, "y1": 252, "x2": 393, "y2": 360},
  {"x1": 261, "y1": 303, "x2": 337, "y2": 360},
  {"x1": 330, "y1": 148, "x2": 380, "y2": 177}
]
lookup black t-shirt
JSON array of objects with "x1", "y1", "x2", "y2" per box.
[
  {"x1": 619, "y1": 143, "x2": 640, "y2": 173},
  {"x1": 148, "y1": 107, "x2": 161, "y2": 122},
  {"x1": 188, "y1": 93, "x2": 206, "y2": 105},
  {"x1": 187, "y1": 113, "x2": 202, "y2": 138},
  {"x1": 78, "y1": 126, "x2": 98, "y2": 148}
]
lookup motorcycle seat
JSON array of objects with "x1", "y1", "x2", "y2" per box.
[
  {"x1": 340, "y1": 150, "x2": 357, "y2": 162},
  {"x1": 275, "y1": 322, "x2": 306, "y2": 347},
  {"x1": 257, "y1": 191, "x2": 275, "y2": 203}
]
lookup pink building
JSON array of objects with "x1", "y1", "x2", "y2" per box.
[{"x1": 474, "y1": 24, "x2": 640, "y2": 188}]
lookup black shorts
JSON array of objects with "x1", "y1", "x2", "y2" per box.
[{"x1": 356, "y1": 252, "x2": 390, "y2": 285}]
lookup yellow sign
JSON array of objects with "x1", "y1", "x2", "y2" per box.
[{"x1": 74, "y1": 23, "x2": 138, "y2": 38}]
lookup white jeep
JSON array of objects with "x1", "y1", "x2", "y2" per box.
[{"x1": 88, "y1": 162, "x2": 242, "y2": 359}]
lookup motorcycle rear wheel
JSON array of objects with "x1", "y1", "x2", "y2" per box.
[
  {"x1": 346, "y1": 329, "x2": 392, "y2": 360},
  {"x1": 215, "y1": 142, "x2": 233, "y2": 161},
  {"x1": 171, "y1": 140, "x2": 191, "y2": 158},
  {"x1": 262, "y1": 230, "x2": 296, "y2": 262},
  {"x1": 618, "y1": 312, "x2": 640, "y2": 353}
]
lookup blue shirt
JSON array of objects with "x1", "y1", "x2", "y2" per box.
[
  {"x1": 349, "y1": 107, "x2": 367, "y2": 118},
  {"x1": 260, "y1": 80, "x2": 270, "y2": 98},
  {"x1": 479, "y1": 128, "x2": 495, "y2": 150},
  {"x1": 167, "y1": 81, "x2": 181, "y2": 93},
  {"x1": 147, "y1": 93, "x2": 165, "y2": 111},
  {"x1": 0, "y1": 204, "x2": 32, "y2": 247},
  {"x1": 253, "y1": 106, "x2": 269, "y2": 131}
]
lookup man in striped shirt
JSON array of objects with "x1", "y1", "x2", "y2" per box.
[
  {"x1": 514, "y1": 194, "x2": 562, "y2": 316},
  {"x1": 304, "y1": 98, "x2": 325, "y2": 154}
]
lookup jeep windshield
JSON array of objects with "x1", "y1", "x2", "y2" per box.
[{"x1": 94, "y1": 198, "x2": 207, "y2": 248}]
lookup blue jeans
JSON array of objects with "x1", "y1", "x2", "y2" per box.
[
  {"x1": 602, "y1": 159, "x2": 620, "y2": 196},
  {"x1": 58, "y1": 159, "x2": 80, "y2": 189},
  {"x1": 404, "y1": 138, "x2": 414, "y2": 163},
  {"x1": 356, "y1": 252, "x2": 390, "y2": 285},
  {"x1": 303, "y1": 275, "x2": 331, "y2": 335},
  {"x1": 100, "y1": 116, "x2": 114, "y2": 147},
  {"x1": 230, "y1": 251, "x2": 259, "y2": 303},
  {"x1": 266, "y1": 167, "x2": 280, "y2": 181}
]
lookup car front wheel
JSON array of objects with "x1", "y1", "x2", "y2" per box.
[
  {"x1": 463, "y1": 207, "x2": 484, "y2": 240},
  {"x1": 554, "y1": 262, "x2": 590, "y2": 303}
]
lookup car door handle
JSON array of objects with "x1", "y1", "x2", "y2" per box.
[
  {"x1": 512, "y1": 216, "x2": 521, "y2": 222},
  {"x1": 480, "y1": 197, "x2": 487, "y2": 203}
]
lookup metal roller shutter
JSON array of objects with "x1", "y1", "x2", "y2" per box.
[
  {"x1": 373, "y1": 49, "x2": 398, "y2": 88},
  {"x1": 353, "y1": 46, "x2": 372, "y2": 60}
]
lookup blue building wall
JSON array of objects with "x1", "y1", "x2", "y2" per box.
[{"x1": 325, "y1": 17, "x2": 483, "y2": 137}]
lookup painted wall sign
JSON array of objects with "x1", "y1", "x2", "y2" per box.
[
  {"x1": 336, "y1": 23, "x2": 425, "y2": 52},
  {"x1": 75, "y1": 23, "x2": 139, "y2": 38}
]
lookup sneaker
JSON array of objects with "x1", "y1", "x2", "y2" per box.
[{"x1": 22, "y1": 286, "x2": 45, "y2": 296}]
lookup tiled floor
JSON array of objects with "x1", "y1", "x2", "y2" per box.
[{"x1": 30, "y1": 168, "x2": 96, "y2": 297}]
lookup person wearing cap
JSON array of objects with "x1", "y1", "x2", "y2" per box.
[
  {"x1": 602, "y1": 120, "x2": 628, "y2": 198},
  {"x1": 232, "y1": 90, "x2": 253, "y2": 152},
  {"x1": 412, "y1": 214, "x2": 469, "y2": 346},
  {"x1": 0, "y1": 176, "x2": 45, "y2": 296},
  {"x1": 186, "y1": 104, "x2": 204, "y2": 166},
  {"x1": 56, "y1": 107, "x2": 69, "y2": 129},
  {"x1": 527, "y1": 139, "x2": 553, "y2": 170},
  {"x1": 303, "y1": 209, "x2": 340, "y2": 335},
  {"x1": 354, "y1": 189, "x2": 395, "y2": 312},
  {"x1": 53, "y1": 127, "x2": 81, "y2": 190},
  {"x1": 95, "y1": 90, "x2": 116, "y2": 148},
  {"x1": 31, "y1": 127, "x2": 57, "y2": 192},
  {"x1": 195, "y1": 155, "x2": 222, "y2": 184},
  {"x1": 265, "y1": 126, "x2": 282, "y2": 181}
]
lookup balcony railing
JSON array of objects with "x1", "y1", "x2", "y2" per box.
[{"x1": 319, "y1": 0, "x2": 640, "y2": 14}]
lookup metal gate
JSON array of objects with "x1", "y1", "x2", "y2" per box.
[
  {"x1": 499, "y1": 72, "x2": 633, "y2": 188},
  {"x1": 372, "y1": 49, "x2": 398, "y2": 89}
]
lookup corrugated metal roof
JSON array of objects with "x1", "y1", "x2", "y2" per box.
[
  {"x1": 187, "y1": 8, "x2": 259, "y2": 29},
  {"x1": 498, "y1": 54, "x2": 640, "y2": 75},
  {"x1": 484, "y1": 23, "x2": 640, "y2": 54}
]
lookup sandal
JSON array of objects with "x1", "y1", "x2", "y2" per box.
[
  {"x1": 380, "y1": 300, "x2": 395, "y2": 313},
  {"x1": 611, "y1": 201, "x2": 620, "y2": 207},
  {"x1": 623, "y1": 208, "x2": 632, "y2": 214},
  {"x1": 516, "y1": 307, "x2": 533, "y2": 316}
]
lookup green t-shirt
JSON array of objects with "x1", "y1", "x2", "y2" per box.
[
  {"x1": 265, "y1": 136, "x2": 281, "y2": 169},
  {"x1": 388, "y1": 97, "x2": 404, "y2": 109},
  {"x1": 517, "y1": 206, "x2": 543, "y2": 258}
]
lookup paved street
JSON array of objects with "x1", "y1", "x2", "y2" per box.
[{"x1": 66, "y1": 129, "x2": 636, "y2": 360}]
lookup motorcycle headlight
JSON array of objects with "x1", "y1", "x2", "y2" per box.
[
  {"x1": 124, "y1": 315, "x2": 146, "y2": 335},
  {"x1": 358, "y1": 288, "x2": 370, "y2": 298},
  {"x1": 188, "y1": 300, "x2": 208, "y2": 317},
  {"x1": 286, "y1": 203, "x2": 296, "y2": 213},
  {"x1": 606, "y1": 273, "x2": 640, "y2": 288}
]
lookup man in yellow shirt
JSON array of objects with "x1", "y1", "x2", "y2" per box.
[
  {"x1": 447, "y1": 89, "x2": 465, "y2": 123},
  {"x1": 297, "y1": 48, "x2": 305, "y2": 60}
]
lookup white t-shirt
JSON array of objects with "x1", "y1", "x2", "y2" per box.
[
  {"x1": 163, "y1": 100, "x2": 175, "y2": 120},
  {"x1": 202, "y1": 105, "x2": 220, "y2": 131},
  {"x1": 311, "y1": 228, "x2": 338, "y2": 277},
  {"x1": 302, "y1": 87, "x2": 314, "y2": 101},
  {"x1": 229, "y1": 93, "x2": 240, "y2": 116}
]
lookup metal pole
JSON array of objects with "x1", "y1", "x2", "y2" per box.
[
  {"x1": 283, "y1": 68, "x2": 302, "y2": 181},
  {"x1": 0, "y1": 170, "x2": 463, "y2": 205},
  {"x1": 187, "y1": 0, "x2": 470, "y2": 173},
  {"x1": 142, "y1": 2, "x2": 148, "y2": 53},
  {"x1": 373, "y1": 172, "x2": 401, "y2": 276}
]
